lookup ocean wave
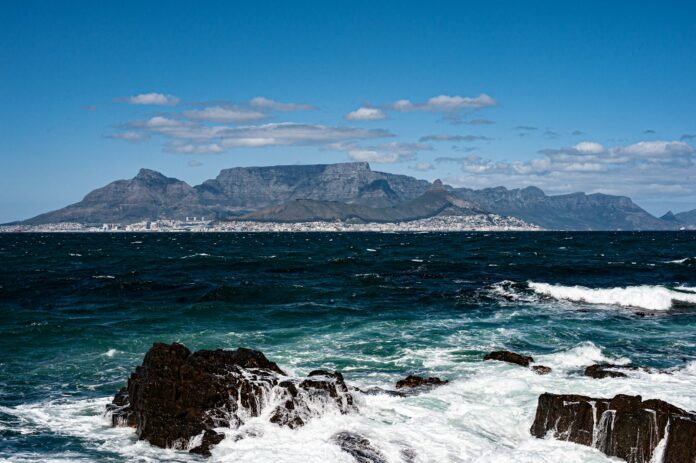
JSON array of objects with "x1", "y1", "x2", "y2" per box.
[
  {"x1": 666, "y1": 257, "x2": 696, "y2": 265},
  {"x1": 528, "y1": 282, "x2": 696, "y2": 311}
]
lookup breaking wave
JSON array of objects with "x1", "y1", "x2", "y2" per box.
[{"x1": 528, "y1": 282, "x2": 696, "y2": 311}]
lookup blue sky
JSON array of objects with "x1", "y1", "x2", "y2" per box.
[{"x1": 1, "y1": 0, "x2": 695, "y2": 222}]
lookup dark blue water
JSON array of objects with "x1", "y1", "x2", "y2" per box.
[{"x1": 1, "y1": 232, "x2": 696, "y2": 462}]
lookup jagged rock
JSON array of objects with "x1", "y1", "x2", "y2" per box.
[
  {"x1": 530, "y1": 392, "x2": 696, "y2": 463},
  {"x1": 584, "y1": 363, "x2": 628, "y2": 378},
  {"x1": 483, "y1": 350, "x2": 534, "y2": 367},
  {"x1": 355, "y1": 386, "x2": 406, "y2": 397},
  {"x1": 268, "y1": 370, "x2": 356, "y2": 429},
  {"x1": 663, "y1": 415, "x2": 696, "y2": 462},
  {"x1": 104, "y1": 386, "x2": 135, "y2": 427},
  {"x1": 532, "y1": 365, "x2": 552, "y2": 375},
  {"x1": 106, "y1": 343, "x2": 355, "y2": 456},
  {"x1": 332, "y1": 431, "x2": 387, "y2": 463},
  {"x1": 395, "y1": 375, "x2": 449, "y2": 389}
]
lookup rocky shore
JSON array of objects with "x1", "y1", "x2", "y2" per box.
[{"x1": 107, "y1": 344, "x2": 695, "y2": 461}]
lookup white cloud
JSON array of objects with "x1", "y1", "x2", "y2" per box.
[
  {"x1": 419, "y1": 134, "x2": 491, "y2": 142},
  {"x1": 183, "y1": 106, "x2": 266, "y2": 123},
  {"x1": 107, "y1": 131, "x2": 150, "y2": 142},
  {"x1": 441, "y1": 139, "x2": 696, "y2": 204},
  {"x1": 126, "y1": 93, "x2": 180, "y2": 106},
  {"x1": 249, "y1": 97, "x2": 316, "y2": 111},
  {"x1": 333, "y1": 141, "x2": 431, "y2": 164},
  {"x1": 573, "y1": 141, "x2": 605, "y2": 154},
  {"x1": 121, "y1": 118, "x2": 392, "y2": 154},
  {"x1": 412, "y1": 162, "x2": 434, "y2": 171},
  {"x1": 390, "y1": 93, "x2": 497, "y2": 113},
  {"x1": 345, "y1": 107, "x2": 386, "y2": 121}
]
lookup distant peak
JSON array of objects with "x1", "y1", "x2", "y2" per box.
[
  {"x1": 431, "y1": 179, "x2": 444, "y2": 190},
  {"x1": 135, "y1": 168, "x2": 166, "y2": 180}
]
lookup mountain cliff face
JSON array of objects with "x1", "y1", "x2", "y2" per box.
[
  {"x1": 20, "y1": 163, "x2": 682, "y2": 230},
  {"x1": 453, "y1": 186, "x2": 672, "y2": 230},
  {"x1": 195, "y1": 162, "x2": 430, "y2": 213}
]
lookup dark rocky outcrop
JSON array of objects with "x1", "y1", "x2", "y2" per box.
[
  {"x1": 532, "y1": 365, "x2": 552, "y2": 375},
  {"x1": 395, "y1": 375, "x2": 449, "y2": 389},
  {"x1": 584, "y1": 363, "x2": 629, "y2": 378},
  {"x1": 332, "y1": 431, "x2": 387, "y2": 463},
  {"x1": 530, "y1": 392, "x2": 696, "y2": 463},
  {"x1": 106, "y1": 343, "x2": 355, "y2": 456},
  {"x1": 483, "y1": 351, "x2": 534, "y2": 367}
]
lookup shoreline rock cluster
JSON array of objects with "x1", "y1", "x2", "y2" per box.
[
  {"x1": 107, "y1": 343, "x2": 695, "y2": 462},
  {"x1": 107, "y1": 343, "x2": 447, "y2": 457}
]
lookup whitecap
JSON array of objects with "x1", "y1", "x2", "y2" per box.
[{"x1": 528, "y1": 281, "x2": 696, "y2": 311}]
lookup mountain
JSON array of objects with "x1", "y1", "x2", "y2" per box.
[
  {"x1": 660, "y1": 211, "x2": 682, "y2": 224},
  {"x1": 194, "y1": 162, "x2": 430, "y2": 214},
  {"x1": 22, "y1": 163, "x2": 430, "y2": 225},
  {"x1": 453, "y1": 186, "x2": 673, "y2": 230},
  {"x1": 673, "y1": 209, "x2": 696, "y2": 225},
  {"x1": 241, "y1": 181, "x2": 483, "y2": 223},
  {"x1": 23, "y1": 169, "x2": 210, "y2": 225},
  {"x1": 20, "y1": 163, "x2": 681, "y2": 230}
]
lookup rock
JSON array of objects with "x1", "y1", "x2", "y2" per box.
[
  {"x1": 530, "y1": 392, "x2": 696, "y2": 463},
  {"x1": 395, "y1": 375, "x2": 449, "y2": 389},
  {"x1": 584, "y1": 363, "x2": 628, "y2": 378},
  {"x1": 663, "y1": 415, "x2": 696, "y2": 462},
  {"x1": 532, "y1": 365, "x2": 552, "y2": 375},
  {"x1": 332, "y1": 431, "x2": 387, "y2": 463},
  {"x1": 106, "y1": 343, "x2": 355, "y2": 456},
  {"x1": 483, "y1": 350, "x2": 534, "y2": 367},
  {"x1": 104, "y1": 386, "x2": 135, "y2": 427},
  {"x1": 356, "y1": 386, "x2": 406, "y2": 397}
]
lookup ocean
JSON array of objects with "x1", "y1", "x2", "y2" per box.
[{"x1": 1, "y1": 231, "x2": 696, "y2": 462}]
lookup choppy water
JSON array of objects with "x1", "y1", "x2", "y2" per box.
[{"x1": 1, "y1": 231, "x2": 696, "y2": 462}]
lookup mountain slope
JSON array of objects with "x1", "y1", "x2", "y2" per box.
[
  {"x1": 453, "y1": 186, "x2": 673, "y2": 230},
  {"x1": 240, "y1": 181, "x2": 483, "y2": 223},
  {"x1": 674, "y1": 209, "x2": 696, "y2": 226},
  {"x1": 23, "y1": 169, "x2": 209, "y2": 225}
]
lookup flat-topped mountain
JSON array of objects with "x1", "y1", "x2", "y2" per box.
[
  {"x1": 453, "y1": 186, "x2": 673, "y2": 230},
  {"x1": 19, "y1": 162, "x2": 684, "y2": 230},
  {"x1": 195, "y1": 162, "x2": 430, "y2": 213}
]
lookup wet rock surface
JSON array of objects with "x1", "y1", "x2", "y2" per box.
[
  {"x1": 332, "y1": 431, "x2": 387, "y2": 463},
  {"x1": 395, "y1": 375, "x2": 449, "y2": 389},
  {"x1": 531, "y1": 365, "x2": 552, "y2": 375},
  {"x1": 106, "y1": 343, "x2": 355, "y2": 456},
  {"x1": 584, "y1": 363, "x2": 629, "y2": 378},
  {"x1": 531, "y1": 392, "x2": 696, "y2": 463},
  {"x1": 483, "y1": 350, "x2": 534, "y2": 367}
]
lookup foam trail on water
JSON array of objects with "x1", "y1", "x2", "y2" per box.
[{"x1": 528, "y1": 282, "x2": 696, "y2": 311}]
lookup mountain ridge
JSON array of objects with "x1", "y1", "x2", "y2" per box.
[{"x1": 18, "y1": 163, "x2": 684, "y2": 230}]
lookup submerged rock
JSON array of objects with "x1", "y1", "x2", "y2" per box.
[
  {"x1": 483, "y1": 350, "x2": 534, "y2": 367},
  {"x1": 106, "y1": 343, "x2": 355, "y2": 456},
  {"x1": 584, "y1": 363, "x2": 629, "y2": 378},
  {"x1": 332, "y1": 431, "x2": 387, "y2": 463},
  {"x1": 532, "y1": 365, "x2": 552, "y2": 375},
  {"x1": 395, "y1": 375, "x2": 449, "y2": 389},
  {"x1": 530, "y1": 392, "x2": 696, "y2": 463}
]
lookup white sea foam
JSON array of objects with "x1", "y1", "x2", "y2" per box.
[
  {"x1": 5, "y1": 343, "x2": 696, "y2": 463},
  {"x1": 102, "y1": 349, "x2": 118, "y2": 358},
  {"x1": 528, "y1": 282, "x2": 696, "y2": 311}
]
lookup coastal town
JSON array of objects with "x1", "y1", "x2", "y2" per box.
[{"x1": 0, "y1": 214, "x2": 540, "y2": 233}]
